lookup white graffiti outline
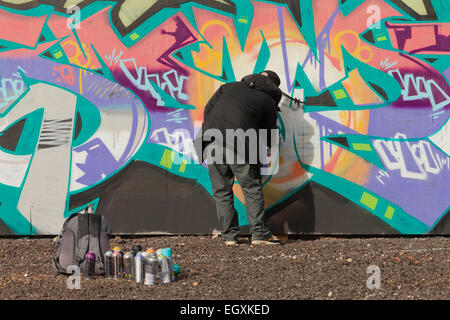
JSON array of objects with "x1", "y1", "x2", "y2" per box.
[
  {"x1": 373, "y1": 133, "x2": 448, "y2": 181},
  {"x1": 119, "y1": 58, "x2": 189, "y2": 106},
  {"x1": 389, "y1": 69, "x2": 450, "y2": 116},
  {"x1": 150, "y1": 127, "x2": 196, "y2": 161}
]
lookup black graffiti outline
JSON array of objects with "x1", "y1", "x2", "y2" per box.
[
  {"x1": 110, "y1": 0, "x2": 236, "y2": 36},
  {"x1": 388, "y1": 0, "x2": 437, "y2": 21},
  {"x1": 0, "y1": 0, "x2": 306, "y2": 38}
]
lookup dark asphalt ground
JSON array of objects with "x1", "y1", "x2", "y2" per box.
[{"x1": 0, "y1": 236, "x2": 448, "y2": 300}]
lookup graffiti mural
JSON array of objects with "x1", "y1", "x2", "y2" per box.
[{"x1": 0, "y1": 0, "x2": 448, "y2": 235}]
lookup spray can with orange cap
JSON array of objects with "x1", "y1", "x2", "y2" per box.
[
  {"x1": 144, "y1": 248, "x2": 159, "y2": 286},
  {"x1": 112, "y1": 246, "x2": 123, "y2": 278}
]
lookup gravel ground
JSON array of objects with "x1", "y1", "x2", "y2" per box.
[{"x1": 0, "y1": 236, "x2": 448, "y2": 300}]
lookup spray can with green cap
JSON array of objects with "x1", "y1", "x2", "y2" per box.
[
  {"x1": 173, "y1": 264, "x2": 180, "y2": 280},
  {"x1": 161, "y1": 248, "x2": 175, "y2": 282},
  {"x1": 157, "y1": 251, "x2": 171, "y2": 284}
]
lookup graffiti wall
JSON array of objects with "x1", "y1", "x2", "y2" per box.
[{"x1": 0, "y1": 0, "x2": 448, "y2": 235}]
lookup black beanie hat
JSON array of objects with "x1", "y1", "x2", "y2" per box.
[{"x1": 260, "y1": 70, "x2": 281, "y2": 87}]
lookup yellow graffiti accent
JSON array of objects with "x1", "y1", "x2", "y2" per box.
[
  {"x1": 160, "y1": 149, "x2": 174, "y2": 169},
  {"x1": 360, "y1": 192, "x2": 378, "y2": 210},
  {"x1": 332, "y1": 30, "x2": 373, "y2": 63},
  {"x1": 342, "y1": 69, "x2": 383, "y2": 105},
  {"x1": 328, "y1": 108, "x2": 371, "y2": 186},
  {"x1": 333, "y1": 89, "x2": 348, "y2": 100},
  {"x1": 61, "y1": 40, "x2": 93, "y2": 69},
  {"x1": 352, "y1": 143, "x2": 372, "y2": 151},
  {"x1": 195, "y1": 19, "x2": 235, "y2": 69},
  {"x1": 339, "y1": 111, "x2": 349, "y2": 128},
  {"x1": 385, "y1": 206, "x2": 395, "y2": 220},
  {"x1": 192, "y1": 19, "x2": 235, "y2": 120},
  {"x1": 238, "y1": 17, "x2": 249, "y2": 24},
  {"x1": 179, "y1": 160, "x2": 187, "y2": 173},
  {"x1": 129, "y1": 32, "x2": 140, "y2": 40},
  {"x1": 61, "y1": 39, "x2": 99, "y2": 95},
  {"x1": 196, "y1": 71, "x2": 204, "y2": 112}
]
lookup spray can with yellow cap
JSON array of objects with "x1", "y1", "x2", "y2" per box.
[
  {"x1": 123, "y1": 251, "x2": 134, "y2": 280},
  {"x1": 112, "y1": 246, "x2": 123, "y2": 278}
]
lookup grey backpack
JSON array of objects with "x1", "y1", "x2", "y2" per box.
[{"x1": 53, "y1": 212, "x2": 111, "y2": 275}]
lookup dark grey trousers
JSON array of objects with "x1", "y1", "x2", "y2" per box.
[{"x1": 208, "y1": 162, "x2": 272, "y2": 241}]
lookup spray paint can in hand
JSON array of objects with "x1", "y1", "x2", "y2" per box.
[
  {"x1": 104, "y1": 251, "x2": 114, "y2": 278},
  {"x1": 161, "y1": 248, "x2": 175, "y2": 282},
  {"x1": 84, "y1": 251, "x2": 96, "y2": 279},
  {"x1": 157, "y1": 253, "x2": 171, "y2": 284},
  {"x1": 144, "y1": 252, "x2": 159, "y2": 286},
  {"x1": 123, "y1": 252, "x2": 134, "y2": 280},
  {"x1": 134, "y1": 252, "x2": 145, "y2": 284}
]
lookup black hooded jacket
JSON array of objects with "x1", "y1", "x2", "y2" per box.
[{"x1": 196, "y1": 74, "x2": 282, "y2": 163}]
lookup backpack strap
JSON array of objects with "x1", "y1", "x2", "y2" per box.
[
  {"x1": 54, "y1": 213, "x2": 81, "y2": 274},
  {"x1": 88, "y1": 214, "x2": 104, "y2": 271},
  {"x1": 75, "y1": 236, "x2": 89, "y2": 265},
  {"x1": 75, "y1": 214, "x2": 90, "y2": 265},
  {"x1": 53, "y1": 256, "x2": 67, "y2": 274}
]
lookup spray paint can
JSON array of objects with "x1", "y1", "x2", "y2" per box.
[
  {"x1": 131, "y1": 245, "x2": 142, "y2": 255},
  {"x1": 128, "y1": 245, "x2": 142, "y2": 280},
  {"x1": 144, "y1": 253, "x2": 159, "y2": 286},
  {"x1": 157, "y1": 253, "x2": 171, "y2": 284},
  {"x1": 112, "y1": 247, "x2": 123, "y2": 278},
  {"x1": 155, "y1": 249, "x2": 162, "y2": 279},
  {"x1": 84, "y1": 251, "x2": 96, "y2": 279},
  {"x1": 141, "y1": 251, "x2": 150, "y2": 262},
  {"x1": 161, "y1": 248, "x2": 175, "y2": 281},
  {"x1": 173, "y1": 264, "x2": 181, "y2": 278},
  {"x1": 123, "y1": 252, "x2": 134, "y2": 280},
  {"x1": 104, "y1": 251, "x2": 114, "y2": 278},
  {"x1": 146, "y1": 248, "x2": 159, "y2": 278},
  {"x1": 134, "y1": 252, "x2": 145, "y2": 283}
]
